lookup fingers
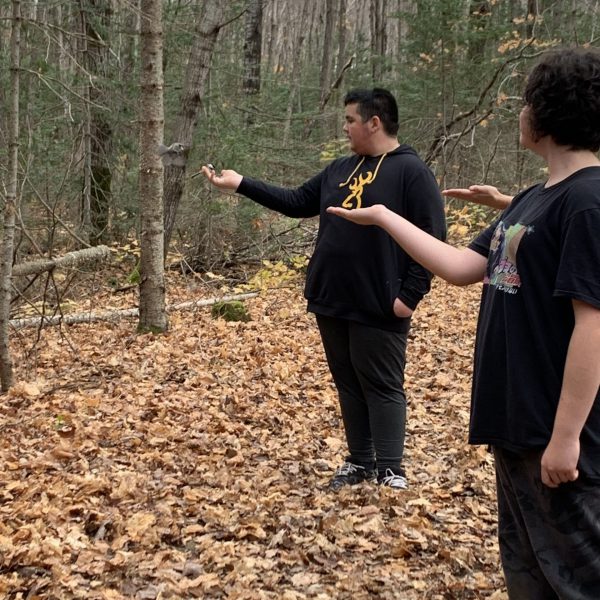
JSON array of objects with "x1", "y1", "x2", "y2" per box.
[
  {"x1": 541, "y1": 465, "x2": 579, "y2": 488},
  {"x1": 441, "y1": 185, "x2": 494, "y2": 197},
  {"x1": 201, "y1": 165, "x2": 216, "y2": 180},
  {"x1": 441, "y1": 188, "x2": 473, "y2": 199},
  {"x1": 326, "y1": 206, "x2": 352, "y2": 216}
]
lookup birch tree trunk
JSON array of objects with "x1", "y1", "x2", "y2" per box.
[
  {"x1": 0, "y1": 0, "x2": 21, "y2": 390},
  {"x1": 138, "y1": 0, "x2": 167, "y2": 333},
  {"x1": 162, "y1": 0, "x2": 225, "y2": 255}
]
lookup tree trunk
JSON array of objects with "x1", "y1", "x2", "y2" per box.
[
  {"x1": 333, "y1": 0, "x2": 347, "y2": 138},
  {"x1": 162, "y1": 0, "x2": 225, "y2": 255},
  {"x1": 282, "y1": 1, "x2": 311, "y2": 146},
  {"x1": 138, "y1": 0, "x2": 168, "y2": 333},
  {"x1": 85, "y1": 0, "x2": 113, "y2": 246},
  {"x1": 370, "y1": 0, "x2": 386, "y2": 82},
  {"x1": 0, "y1": 0, "x2": 21, "y2": 391},
  {"x1": 319, "y1": 0, "x2": 335, "y2": 106},
  {"x1": 526, "y1": 0, "x2": 538, "y2": 37},
  {"x1": 242, "y1": 0, "x2": 262, "y2": 95},
  {"x1": 12, "y1": 245, "x2": 111, "y2": 277}
]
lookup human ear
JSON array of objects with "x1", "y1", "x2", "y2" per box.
[{"x1": 370, "y1": 115, "x2": 381, "y2": 131}]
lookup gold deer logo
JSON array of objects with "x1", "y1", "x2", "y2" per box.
[
  {"x1": 342, "y1": 171, "x2": 375, "y2": 209},
  {"x1": 338, "y1": 153, "x2": 387, "y2": 209}
]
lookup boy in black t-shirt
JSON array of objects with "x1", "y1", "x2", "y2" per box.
[{"x1": 328, "y1": 49, "x2": 600, "y2": 598}]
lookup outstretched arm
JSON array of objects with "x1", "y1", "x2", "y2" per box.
[
  {"x1": 442, "y1": 185, "x2": 513, "y2": 210},
  {"x1": 326, "y1": 204, "x2": 487, "y2": 286},
  {"x1": 198, "y1": 164, "x2": 321, "y2": 218}
]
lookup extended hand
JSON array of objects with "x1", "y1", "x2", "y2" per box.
[
  {"x1": 540, "y1": 437, "x2": 580, "y2": 488},
  {"x1": 442, "y1": 185, "x2": 512, "y2": 210},
  {"x1": 326, "y1": 204, "x2": 388, "y2": 225},
  {"x1": 199, "y1": 165, "x2": 243, "y2": 192}
]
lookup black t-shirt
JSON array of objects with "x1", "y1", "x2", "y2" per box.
[{"x1": 468, "y1": 166, "x2": 600, "y2": 480}]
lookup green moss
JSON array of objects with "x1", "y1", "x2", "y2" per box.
[{"x1": 211, "y1": 300, "x2": 250, "y2": 322}]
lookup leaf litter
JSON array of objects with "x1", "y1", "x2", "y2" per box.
[{"x1": 1, "y1": 273, "x2": 507, "y2": 599}]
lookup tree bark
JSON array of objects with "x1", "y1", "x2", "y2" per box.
[
  {"x1": 12, "y1": 245, "x2": 111, "y2": 277},
  {"x1": 0, "y1": 0, "x2": 21, "y2": 391},
  {"x1": 78, "y1": 0, "x2": 93, "y2": 245},
  {"x1": 242, "y1": 0, "x2": 263, "y2": 95},
  {"x1": 370, "y1": 0, "x2": 386, "y2": 82},
  {"x1": 282, "y1": 1, "x2": 311, "y2": 146},
  {"x1": 526, "y1": 0, "x2": 538, "y2": 37},
  {"x1": 319, "y1": 0, "x2": 335, "y2": 106},
  {"x1": 138, "y1": 0, "x2": 168, "y2": 333},
  {"x1": 85, "y1": 0, "x2": 113, "y2": 246},
  {"x1": 162, "y1": 0, "x2": 225, "y2": 255}
]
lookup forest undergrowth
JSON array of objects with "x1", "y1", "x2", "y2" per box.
[{"x1": 1, "y1": 266, "x2": 508, "y2": 599}]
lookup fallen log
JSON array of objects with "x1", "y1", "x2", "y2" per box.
[
  {"x1": 13, "y1": 246, "x2": 112, "y2": 277},
  {"x1": 9, "y1": 292, "x2": 259, "y2": 329}
]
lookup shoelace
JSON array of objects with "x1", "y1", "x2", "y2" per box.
[
  {"x1": 379, "y1": 468, "x2": 407, "y2": 488},
  {"x1": 335, "y1": 462, "x2": 362, "y2": 476}
]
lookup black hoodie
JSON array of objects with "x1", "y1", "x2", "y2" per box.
[{"x1": 237, "y1": 144, "x2": 447, "y2": 332}]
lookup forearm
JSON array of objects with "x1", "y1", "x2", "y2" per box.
[
  {"x1": 238, "y1": 176, "x2": 321, "y2": 218},
  {"x1": 397, "y1": 264, "x2": 432, "y2": 309},
  {"x1": 372, "y1": 207, "x2": 485, "y2": 286}
]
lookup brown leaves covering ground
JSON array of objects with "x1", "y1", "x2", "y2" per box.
[{"x1": 1, "y1": 274, "x2": 507, "y2": 599}]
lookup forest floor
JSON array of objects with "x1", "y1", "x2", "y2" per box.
[{"x1": 2, "y1": 266, "x2": 508, "y2": 599}]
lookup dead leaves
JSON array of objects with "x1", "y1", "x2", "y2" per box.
[{"x1": 2, "y1": 275, "x2": 507, "y2": 599}]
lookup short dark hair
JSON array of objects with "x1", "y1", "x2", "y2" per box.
[
  {"x1": 343, "y1": 88, "x2": 400, "y2": 136},
  {"x1": 523, "y1": 48, "x2": 600, "y2": 152}
]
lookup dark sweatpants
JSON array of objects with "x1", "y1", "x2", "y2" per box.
[
  {"x1": 493, "y1": 446, "x2": 600, "y2": 600},
  {"x1": 316, "y1": 314, "x2": 408, "y2": 476}
]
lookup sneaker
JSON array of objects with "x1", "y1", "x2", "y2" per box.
[
  {"x1": 329, "y1": 461, "x2": 377, "y2": 491},
  {"x1": 378, "y1": 468, "x2": 408, "y2": 490}
]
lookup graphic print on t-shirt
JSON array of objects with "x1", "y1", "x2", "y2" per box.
[{"x1": 485, "y1": 221, "x2": 532, "y2": 294}]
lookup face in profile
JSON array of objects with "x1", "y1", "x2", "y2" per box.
[{"x1": 343, "y1": 103, "x2": 373, "y2": 155}]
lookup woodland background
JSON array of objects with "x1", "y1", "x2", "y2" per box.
[
  {"x1": 3, "y1": 0, "x2": 599, "y2": 280},
  {"x1": 1, "y1": 0, "x2": 599, "y2": 598}
]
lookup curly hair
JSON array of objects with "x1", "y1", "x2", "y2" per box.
[
  {"x1": 343, "y1": 88, "x2": 400, "y2": 137},
  {"x1": 523, "y1": 48, "x2": 600, "y2": 152}
]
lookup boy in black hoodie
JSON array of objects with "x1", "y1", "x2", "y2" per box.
[{"x1": 201, "y1": 88, "x2": 446, "y2": 490}]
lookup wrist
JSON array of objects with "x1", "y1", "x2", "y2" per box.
[
  {"x1": 373, "y1": 205, "x2": 390, "y2": 225},
  {"x1": 549, "y1": 428, "x2": 581, "y2": 445}
]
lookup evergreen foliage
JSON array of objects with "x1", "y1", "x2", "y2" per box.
[{"x1": 2, "y1": 0, "x2": 599, "y2": 275}]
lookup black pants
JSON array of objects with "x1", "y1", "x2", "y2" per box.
[
  {"x1": 316, "y1": 314, "x2": 408, "y2": 476},
  {"x1": 494, "y1": 447, "x2": 600, "y2": 600}
]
